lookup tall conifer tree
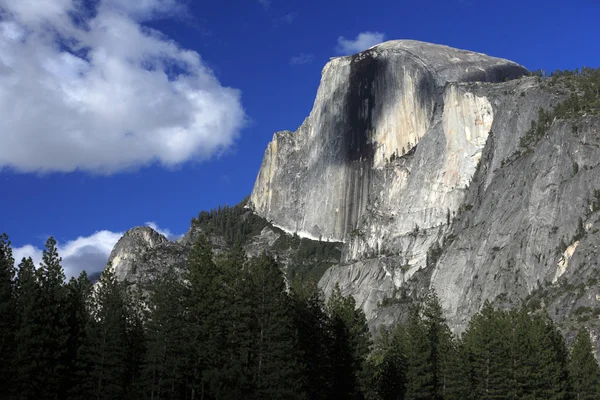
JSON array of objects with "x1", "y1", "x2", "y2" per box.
[
  {"x1": 37, "y1": 236, "x2": 70, "y2": 399},
  {"x1": 247, "y1": 253, "x2": 304, "y2": 400},
  {"x1": 569, "y1": 328, "x2": 600, "y2": 400},
  {"x1": 327, "y1": 284, "x2": 371, "y2": 399},
  {"x1": 14, "y1": 257, "x2": 42, "y2": 398},
  {"x1": 0, "y1": 233, "x2": 16, "y2": 397}
]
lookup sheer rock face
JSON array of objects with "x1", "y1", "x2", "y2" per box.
[
  {"x1": 249, "y1": 40, "x2": 526, "y2": 246},
  {"x1": 249, "y1": 40, "x2": 600, "y2": 352},
  {"x1": 249, "y1": 39, "x2": 528, "y2": 316}
]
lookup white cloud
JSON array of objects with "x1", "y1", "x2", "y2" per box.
[
  {"x1": 0, "y1": 0, "x2": 246, "y2": 174},
  {"x1": 290, "y1": 53, "x2": 314, "y2": 65},
  {"x1": 12, "y1": 222, "x2": 181, "y2": 278},
  {"x1": 336, "y1": 31, "x2": 386, "y2": 55}
]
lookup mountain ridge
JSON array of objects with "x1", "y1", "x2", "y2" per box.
[{"x1": 106, "y1": 40, "x2": 600, "y2": 355}]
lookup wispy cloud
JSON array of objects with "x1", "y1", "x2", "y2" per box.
[
  {"x1": 274, "y1": 12, "x2": 297, "y2": 25},
  {"x1": 258, "y1": 0, "x2": 271, "y2": 9},
  {"x1": 336, "y1": 31, "x2": 386, "y2": 55},
  {"x1": 0, "y1": 0, "x2": 246, "y2": 174},
  {"x1": 290, "y1": 53, "x2": 315, "y2": 65}
]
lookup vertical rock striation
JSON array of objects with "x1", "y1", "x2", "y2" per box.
[{"x1": 250, "y1": 40, "x2": 528, "y2": 316}]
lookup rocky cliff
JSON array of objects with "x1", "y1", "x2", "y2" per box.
[
  {"x1": 248, "y1": 40, "x2": 600, "y2": 347},
  {"x1": 106, "y1": 40, "x2": 600, "y2": 353}
]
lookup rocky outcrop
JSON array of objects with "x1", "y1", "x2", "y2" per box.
[
  {"x1": 249, "y1": 40, "x2": 526, "y2": 246},
  {"x1": 107, "y1": 213, "x2": 343, "y2": 287},
  {"x1": 248, "y1": 40, "x2": 600, "y2": 352},
  {"x1": 107, "y1": 226, "x2": 186, "y2": 283},
  {"x1": 106, "y1": 39, "x2": 600, "y2": 354}
]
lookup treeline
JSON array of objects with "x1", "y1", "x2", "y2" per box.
[{"x1": 1, "y1": 233, "x2": 600, "y2": 400}]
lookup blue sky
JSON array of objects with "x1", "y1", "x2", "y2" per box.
[{"x1": 1, "y1": 0, "x2": 599, "y2": 276}]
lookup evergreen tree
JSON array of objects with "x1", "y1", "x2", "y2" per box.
[
  {"x1": 14, "y1": 257, "x2": 43, "y2": 399},
  {"x1": 290, "y1": 279, "x2": 334, "y2": 400},
  {"x1": 214, "y1": 245, "x2": 256, "y2": 400},
  {"x1": 246, "y1": 253, "x2": 304, "y2": 399},
  {"x1": 327, "y1": 284, "x2": 371, "y2": 399},
  {"x1": 510, "y1": 310, "x2": 570, "y2": 400},
  {"x1": 64, "y1": 271, "x2": 93, "y2": 398},
  {"x1": 404, "y1": 305, "x2": 433, "y2": 400},
  {"x1": 124, "y1": 285, "x2": 147, "y2": 400},
  {"x1": 36, "y1": 236, "x2": 70, "y2": 399},
  {"x1": 144, "y1": 268, "x2": 190, "y2": 400},
  {"x1": 421, "y1": 290, "x2": 453, "y2": 400},
  {"x1": 462, "y1": 301, "x2": 513, "y2": 400},
  {"x1": 569, "y1": 328, "x2": 600, "y2": 400},
  {"x1": 0, "y1": 233, "x2": 16, "y2": 397},
  {"x1": 368, "y1": 325, "x2": 407, "y2": 400},
  {"x1": 78, "y1": 267, "x2": 132, "y2": 400},
  {"x1": 184, "y1": 235, "x2": 224, "y2": 399},
  {"x1": 441, "y1": 337, "x2": 472, "y2": 400}
]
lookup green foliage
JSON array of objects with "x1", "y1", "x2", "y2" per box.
[
  {"x1": 426, "y1": 241, "x2": 443, "y2": 269},
  {"x1": 0, "y1": 233, "x2": 16, "y2": 396},
  {"x1": 143, "y1": 268, "x2": 189, "y2": 399},
  {"x1": 4, "y1": 232, "x2": 600, "y2": 400},
  {"x1": 76, "y1": 267, "x2": 143, "y2": 400},
  {"x1": 191, "y1": 197, "x2": 269, "y2": 246},
  {"x1": 192, "y1": 198, "x2": 342, "y2": 285},
  {"x1": 274, "y1": 233, "x2": 342, "y2": 285},
  {"x1": 290, "y1": 280, "x2": 334, "y2": 400},
  {"x1": 569, "y1": 329, "x2": 600, "y2": 400},
  {"x1": 368, "y1": 325, "x2": 407, "y2": 400},
  {"x1": 462, "y1": 302, "x2": 514, "y2": 399},
  {"x1": 518, "y1": 106, "x2": 554, "y2": 151},
  {"x1": 246, "y1": 253, "x2": 305, "y2": 399},
  {"x1": 549, "y1": 67, "x2": 600, "y2": 118},
  {"x1": 505, "y1": 67, "x2": 600, "y2": 162},
  {"x1": 327, "y1": 284, "x2": 372, "y2": 399}
]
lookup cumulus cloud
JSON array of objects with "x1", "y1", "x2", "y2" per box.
[
  {"x1": 0, "y1": 0, "x2": 246, "y2": 174},
  {"x1": 336, "y1": 31, "x2": 386, "y2": 55},
  {"x1": 290, "y1": 53, "x2": 314, "y2": 65},
  {"x1": 12, "y1": 222, "x2": 180, "y2": 278}
]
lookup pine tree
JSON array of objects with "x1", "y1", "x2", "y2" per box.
[
  {"x1": 14, "y1": 257, "x2": 43, "y2": 399},
  {"x1": 124, "y1": 285, "x2": 147, "y2": 400},
  {"x1": 64, "y1": 271, "x2": 93, "y2": 398},
  {"x1": 213, "y1": 245, "x2": 256, "y2": 400},
  {"x1": 462, "y1": 301, "x2": 513, "y2": 400},
  {"x1": 144, "y1": 268, "x2": 190, "y2": 400},
  {"x1": 246, "y1": 253, "x2": 304, "y2": 399},
  {"x1": 441, "y1": 337, "x2": 472, "y2": 400},
  {"x1": 569, "y1": 328, "x2": 600, "y2": 400},
  {"x1": 290, "y1": 279, "x2": 334, "y2": 400},
  {"x1": 36, "y1": 236, "x2": 70, "y2": 399},
  {"x1": 327, "y1": 284, "x2": 371, "y2": 400},
  {"x1": 511, "y1": 310, "x2": 570, "y2": 400},
  {"x1": 421, "y1": 290, "x2": 453, "y2": 400},
  {"x1": 368, "y1": 324, "x2": 407, "y2": 400},
  {"x1": 0, "y1": 233, "x2": 16, "y2": 397},
  {"x1": 184, "y1": 235, "x2": 224, "y2": 399},
  {"x1": 404, "y1": 305, "x2": 433, "y2": 400},
  {"x1": 79, "y1": 267, "x2": 132, "y2": 400}
]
